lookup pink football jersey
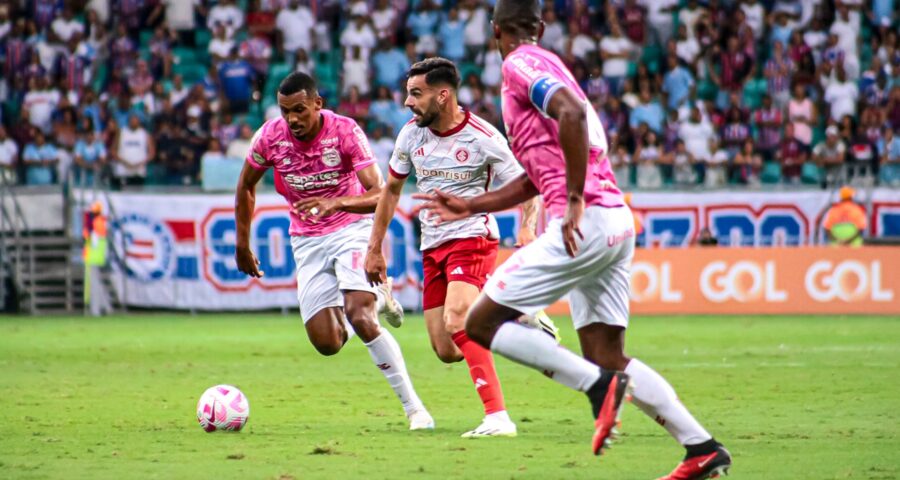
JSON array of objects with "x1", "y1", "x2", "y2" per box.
[
  {"x1": 501, "y1": 44, "x2": 624, "y2": 219},
  {"x1": 245, "y1": 110, "x2": 376, "y2": 236}
]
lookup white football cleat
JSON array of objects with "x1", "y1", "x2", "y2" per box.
[
  {"x1": 460, "y1": 415, "x2": 518, "y2": 438},
  {"x1": 408, "y1": 409, "x2": 435, "y2": 431},
  {"x1": 378, "y1": 277, "x2": 404, "y2": 328},
  {"x1": 518, "y1": 310, "x2": 561, "y2": 343}
]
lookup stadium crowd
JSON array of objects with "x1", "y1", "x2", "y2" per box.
[{"x1": 0, "y1": 0, "x2": 898, "y2": 189}]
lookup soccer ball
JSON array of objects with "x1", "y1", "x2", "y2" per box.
[{"x1": 196, "y1": 385, "x2": 250, "y2": 432}]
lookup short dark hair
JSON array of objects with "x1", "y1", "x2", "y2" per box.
[
  {"x1": 278, "y1": 72, "x2": 318, "y2": 97},
  {"x1": 493, "y1": 0, "x2": 541, "y2": 37},
  {"x1": 407, "y1": 57, "x2": 460, "y2": 90}
]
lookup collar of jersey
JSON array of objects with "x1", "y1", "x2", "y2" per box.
[{"x1": 430, "y1": 110, "x2": 470, "y2": 138}]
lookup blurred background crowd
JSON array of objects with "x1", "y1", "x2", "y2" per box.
[{"x1": 0, "y1": 0, "x2": 898, "y2": 190}]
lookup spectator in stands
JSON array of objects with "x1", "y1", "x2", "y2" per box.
[
  {"x1": 679, "y1": 106, "x2": 716, "y2": 183},
  {"x1": 152, "y1": 0, "x2": 200, "y2": 45},
  {"x1": 599, "y1": 21, "x2": 632, "y2": 95},
  {"x1": 23, "y1": 76, "x2": 61, "y2": 134},
  {"x1": 294, "y1": 48, "x2": 316, "y2": 76},
  {"x1": 207, "y1": 0, "x2": 244, "y2": 40},
  {"x1": 825, "y1": 67, "x2": 859, "y2": 122},
  {"x1": 696, "y1": 227, "x2": 719, "y2": 246},
  {"x1": 276, "y1": 0, "x2": 315, "y2": 57},
  {"x1": 721, "y1": 108, "x2": 751, "y2": 159},
  {"x1": 218, "y1": 48, "x2": 255, "y2": 114},
  {"x1": 635, "y1": 131, "x2": 664, "y2": 189},
  {"x1": 460, "y1": 0, "x2": 489, "y2": 62},
  {"x1": 661, "y1": 56, "x2": 694, "y2": 111},
  {"x1": 73, "y1": 128, "x2": 107, "y2": 186},
  {"x1": 51, "y1": 7, "x2": 84, "y2": 44},
  {"x1": 540, "y1": 8, "x2": 564, "y2": 53},
  {"x1": 814, "y1": 126, "x2": 847, "y2": 186},
  {"x1": 787, "y1": 83, "x2": 815, "y2": 146},
  {"x1": 675, "y1": 24, "x2": 701, "y2": 70},
  {"x1": 23, "y1": 129, "x2": 58, "y2": 185},
  {"x1": 641, "y1": 0, "x2": 677, "y2": 47},
  {"x1": 369, "y1": 124, "x2": 395, "y2": 176},
  {"x1": 209, "y1": 25, "x2": 235, "y2": 64},
  {"x1": 201, "y1": 138, "x2": 228, "y2": 163},
  {"x1": 226, "y1": 124, "x2": 255, "y2": 160},
  {"x1": 156, "y1": 117, "x2": 196, "y2": 185},
  {"x1": 438, "y1": 7, "x2": 466, "y2": 63},
  {"x1": 823, "y1": 186, "x2": 867, "y2": 247},
  {"x1": 733, "y1": 138, "x2": 762, "y2": 185},
  {"x1": 710, "y1": 35, "x2": 753, "y2": 110},
  {"x1": 880, "y1": 127, "x2": 900, "y2": 186},
  {"x1": 621, "y1": 0, "x2": 646, "y2": 45},
  {"x1": 765, "y1": 41, "x2": 794, "y2": 109},
  {"x1": 342, "y1": 46, "x2": 370, "y2": 96},
  {"x1": 847, "y1": 123, "x2": 880, "y2": 178},
  {"x1": 0, "y1": 127, "x2": 19, "y2": 185},
  {"x1": 482, "y1": 41, "x2": 504, "y2": 89},
  {"x1": 753, "y1": 94, "x2": 783, "y2": 161},
  {"x1": 372, "y1": 40, "x2": 409, "y2": 91},
  {"x1": 342, "y1": 12, "x2": 377, "y2": 61},
  {"x1": 668, "y1": 139, "x2": 698, "y2": 186},
  {"x1": 609, "y1": 144, "x2": 631, "y2": 188},
  {"x1": 778, "y1": 122, "x2": 810, "y2": 183},
  {"x1": 112, "y1": 114, "x2": 153, "y2": 188},
  {"x1": 212, "y1": 112, "x2": 240, "y2": 150},
  {"x1": 630, "y1": 87, "x2": 665, "y2": 135},
  {"x1": 338, "y1": 86, "x2": 370, "y2": 127},
  {"x1": 372, "y1": 0, "x2": 398, "y2": 41}
]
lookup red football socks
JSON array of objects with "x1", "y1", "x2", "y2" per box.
[{"x1": 452, "y1": 331, "x2": 506, "y2": 415}]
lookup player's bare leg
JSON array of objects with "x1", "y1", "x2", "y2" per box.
[
  {"x1": 464, "y1": 293, "x2": 629, "y2": 454},
  {"x1": 344, "y1": 290, "x2": 433, "y2": 430},
  {"x1": 579, "y1": 323, "x2": 730, "y2": 478},
  {"x1": 304, "y1": 307, "x2": 351, "y2": 356},
  {"x1": 427, "y1": 282, "x2": 516, "y2": 438}
]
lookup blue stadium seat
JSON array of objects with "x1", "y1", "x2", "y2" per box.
[
  {"x1": 801, "y1": 162, "x2": 822, "y2": 185},
  {"x1": 760, "y1": 161, "x2": 783, "y2": 184},
  {"x1": 202, "y1": 157, "x2": 244, "y2": 191}
]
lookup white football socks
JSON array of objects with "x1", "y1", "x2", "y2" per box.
[
  {"x1": 490, "y1": 322, "x2": 601, "y2": 392},
  {"x1": 625, "y1": 358, "x2": 712, "y2": 446},
  {"x1": 364, "y1": 328, "x2": 424, "y2": 415}
]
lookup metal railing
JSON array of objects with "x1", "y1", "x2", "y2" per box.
[{"x1": 0, "y1": 174, "x2": 36, "y2": 312}]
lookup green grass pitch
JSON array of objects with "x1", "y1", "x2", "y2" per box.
[{"x1": 2, "y1": 314, "x2": 899, "y2": 479}]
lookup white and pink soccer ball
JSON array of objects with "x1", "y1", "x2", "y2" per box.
[{"x1": 196, "y1": 385, "x2": 250, "y2": 432}]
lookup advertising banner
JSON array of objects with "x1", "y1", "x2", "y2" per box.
[{"x1": 102, "y1": 189, "x2": 900, "y2": 313}]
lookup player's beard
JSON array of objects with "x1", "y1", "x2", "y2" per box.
[{"x1": 412, "y1": 102, "x2": 439, "y2": 128}]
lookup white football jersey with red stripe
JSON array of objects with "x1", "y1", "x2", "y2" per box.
[{"x1": 389, "y1": 110, "x2": 525, "y2": 250}]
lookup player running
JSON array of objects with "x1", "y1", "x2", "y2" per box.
[
  {"x1": 235, "y1": 72, "x2": 433, "y2": 431},
  {"x1": 415, "y1": 2, "x2": 731, "y2": 478},
  {"x1": 365, "y1": 58, "x2": 555, "y2": 438}
]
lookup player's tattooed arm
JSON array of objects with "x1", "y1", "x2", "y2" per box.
[
  {"x1": 235, "y1": 162, "x2": 267, "y2": 278},
  {"x1": 414, "y1": 173, "x2": 538, "y2": 224},
  {"x1": 516, "y1": 196, "x2": 539, "y2": 247},
  {"x1": 293, "y1": 164, "x2": 385, "y2": 220},
  {"x1": 545, "y1": 85, "x2": 588, "y2": 257},
  {"x1": 365, "y1": 171, "x2": 405, "y2": 286}
]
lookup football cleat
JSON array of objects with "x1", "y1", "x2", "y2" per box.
[
  {"x1": 518, "y1": 310, "x2": 561, "y2": 343},
  {"x1": 407, "y1": 409, "x2": 435, "y2": 431},
  {"x1": 587, "y1": 370, "x2": 631, "y2": 456},
  {"x1": 377, "y1": 277, "x2": 404, "y2": 328},
  {"x1": 657, "y1": 444, "x2": 732, "y2": 480},
  {"x1": 460, "y1": 415, "x2": 518, "y2": 438}
]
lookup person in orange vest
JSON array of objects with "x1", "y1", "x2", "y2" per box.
[
  {"x1": 823, "y1": 186, "x2": 867, "y2": 247},
  {"x1": 83, "y1": 201, "x2": 112, "y2": 315}
]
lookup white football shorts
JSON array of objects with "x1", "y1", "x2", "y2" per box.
[
  {"x1": 483, "y1": 205, "x2": 635, "y2": 330},
  {"x1": 290, "y1": 218, "x2": 377, "y2": 322}
]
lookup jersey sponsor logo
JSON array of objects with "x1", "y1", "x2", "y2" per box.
[
  {"x1": 274, "y1": 141, "x2": 292, "y2": 147},
  {"x1": 510, "y1": 55, "x2": 542, "y2": 80},
  {"x1": 416, "y1": 167, "x2": 473, "y2": 181},
  {"x1": 321, "y1": 147, "x2": 340, "y2": 167},
  {"x1": 352, "y1": 125, "x2": 374, "y2": 159},
  {"x1": 283, "y1": 171, "x2": 340, "y2": 191},
  {"x1": 454, "y1": 148, "x2": 470, "y2": 163},
  {"x1": 320, "y1": 137, "x2": 339, "y2": 145},
  {"x1": 396, "y1": 150, "x2": 409, "y2": 161},
  {"x1": 252, "y1": 152, "x2": 266, "y2": 165},
  {"x1": 450, "y1": 266, "x2": 464, "y2": 275},
  {"x1": 413, "y1": 146, "x2": 426, "y2": 158}
]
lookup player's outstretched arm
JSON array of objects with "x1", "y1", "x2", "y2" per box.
[
  {"x1": 414, "y1": 173, "x2": 538, "y2": 224},
  {"x1": 365, "y1": 172, "x2": 405, "y2": 286},
  {"x1": 235, "y1": 162, "x2": 267, "y2": 278},
  {"x1": 546, "y1": 86, "x2": 589, "y2": 257},
  {"x1": 292, "y1": 164, "x2": 385, "y2": 220}
]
